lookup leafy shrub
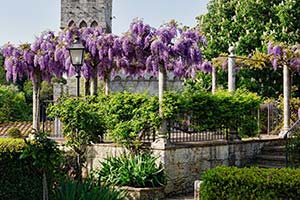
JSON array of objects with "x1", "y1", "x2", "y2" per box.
[
  {"x1": 164, "y1": 89, "x2": 261, "y2": 137},
  {"x1": 0, "y1": 138, "x2": 43, "y2": 200},
  {"x1": 53, "y1": 178, "x2": 124, "y2": 200},
  {"x1": 0, "y1": 85, "x2": 31, "y2": 123},
  {"x1": 48, "y1": 96, "x2": 106, "y2": 180},
  {"x1": 200, "y1": 166, "x2": 300, "y2": 200},
  {"x1": 94, "y1": 152, "x2": 165, "y2": 188},
  {"x1": 20, "y1": 133, "x2": 64, "y2": 181},
  {"x1": 7, "y1": 127, "x2": 22, "y2": 138},
  {"x1": 102, "y1": 92, "x2": 160, "y2": 151},
  {"x1": 48, "y1": 96, "x2": 105, "y2": 143}
]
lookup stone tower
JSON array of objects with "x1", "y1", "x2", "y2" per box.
[{"x1": 61, "y1": 0, "x2": 112, "y2": 32}]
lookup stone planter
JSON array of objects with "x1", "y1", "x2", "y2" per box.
[{"x1": 119, "y1": 186, "x2": 165, "y2": 200}]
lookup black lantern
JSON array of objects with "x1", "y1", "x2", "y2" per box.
[{"x1": 67, "y1": 37, "x2": 85, "y2": 96}]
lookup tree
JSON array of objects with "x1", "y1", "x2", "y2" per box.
[
  {"x1": 198, "y1": 0, "x2": 300, "y2": 98},
  {"x1": 267, "y1": 43, "x2": 300, "y2": 130},
  {"x1": 0, "y1": 85, "x2": 31, "y2": 123},
  {"x1": 2, "y1": 32, "x2": 64, "y2": 132},
  {"x1": 56, "y1": 26, "x2": 119, "y2": 95},
  {"x1": 0, "y1": 54, "x2": 6, "y2": 85}
]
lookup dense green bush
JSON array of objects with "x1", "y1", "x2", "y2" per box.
[
  {"x1": 0, "y1": 138, "x2": 43, "y2": 200},
  {"x1": 50, "y1": 90, "x2": 260, "y2": 152},
  {"x1": 101, "y1": 92, "x2": 160, "y2": 151},
  {"x1": 48, "y1": 96, "x2": 106, "y2": 180},
  {"x1": 94, "y1": 152, "x2": 165, "y2": 188},
  {"x1": 53, "y1": 178, "x2": 124, "y2": 200},
  {"x1": 7, "y1": 127, "x2": 22, "y2": 138},
  {"x1": 164, "y1": 89, "x2": 261, "y2": 137},
  {"x1": 200, "y1": 166, "x2": 300, "y2": 200},
  {"x1": 20, "y1": 133, "x2": 64, "y2": 199},
  {"x1": 0, "y1": 85, "x2": 31, "y2": 123},
  {"x1": 48, "y1": 96, "x2": 105, "y2": 143}
]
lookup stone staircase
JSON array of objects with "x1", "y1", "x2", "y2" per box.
[{"x1": 253, "y1": 140, "x2": 287, "y2": 168}]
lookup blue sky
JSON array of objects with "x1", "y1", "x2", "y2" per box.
[{"x1": 0, "y1": 0, "x2": 209, "y2": 45}]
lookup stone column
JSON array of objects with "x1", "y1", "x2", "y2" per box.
[
  {"x1": 212, "y1": 66, "x2": 217, "y2": 94},
  {"x1": 158, "y1": 65, "x2": 167, "y2": 136},
  {"x1": 32, "y1": 70, "x2": 41, "y2": 132},
  {"x1": 90, "y1": 66, "x2": 98, "y2": 96},
  {"x1": 151, "y1": 65, "x2": 171, "y2": 149},
  {"x1": 282, "y1": 64, "x2": 291, "y2": 133},
  {"x1": 228, "y1": 46, "x2": 235, "y2": 94}
]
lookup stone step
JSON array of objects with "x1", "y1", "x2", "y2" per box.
[
  {"x1": 260, "y1": 146, "x2": 286, "y2": 156},
  {"x1": 265, "y1": 140, "x2": 286, "y2": 146},
  {"x1": 254, "y1": 163, "x2": 286, "y2": 169},
  {"x1": 255, "y1": 157, "x2": 286, "y2": 167},
  {"x1": 256, "y1": 155, "x2": 286, "y2": 161},
  {"x1": 262, "y1": 145, "x2": 286, "y2": 152}
]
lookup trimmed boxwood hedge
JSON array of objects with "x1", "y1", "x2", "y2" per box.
[
  {"x1": 200, "y1": 166, "x2": 300, "y2": 200},
  {"x1": 0, "y1": 138, "x2": 43, "y2": 200}
]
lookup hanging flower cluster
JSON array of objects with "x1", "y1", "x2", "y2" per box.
[
  {"x1": 2, "y1": 31, "x2": 63, "y2": 83},
  {"x1": 2, "y1": 19, "x2": 210, "y2": 84},
  {"x1": 268, "y1": 43, "x2": 300, "y2": 73}
]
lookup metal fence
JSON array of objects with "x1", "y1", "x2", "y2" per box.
[
  {"x1": 40, "y1": 100, "x2": 234, "y2": 143},
  {"x1": 40, "y1": 100, "x2": 64, "y2": 138},
  {"x1": 259, "y1": 102, "x2": 281, "y2": 134},
  {"x1": 166, "y1": 116, "x2": 229, "y2": 143}
]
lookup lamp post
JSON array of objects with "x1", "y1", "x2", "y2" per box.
[{"x1": 67, "y1": 37, "x2": 85, "y2": 96}]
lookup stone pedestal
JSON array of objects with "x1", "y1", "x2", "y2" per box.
[{"x1": 151, "y1": 137, "x2": 174, "y2": 150}]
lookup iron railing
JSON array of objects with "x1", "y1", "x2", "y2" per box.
[
  {"x1": 40, "y1": 100, "x2": 64, "y2": 138},
  {"x1": 166, "y1": 114, "x2": 230, "y2": 143},
  {"x1": 283, "y1": 119, "x2": 300, "y2": 168}
]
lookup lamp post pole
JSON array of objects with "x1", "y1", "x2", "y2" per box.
[
  {"x1": 75, "y1": 66, "x2": 81, "y2": 97},
  {"x1": 67, "y1": 37, "x2": 85, "y2": 180}
]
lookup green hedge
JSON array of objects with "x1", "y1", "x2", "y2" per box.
[
  {"x1": 0, "y1": 138, "x2": 43, "y2": 200},
  {"x1": 200, "y1": 166, "x2": 300, "y2": 200},
  {"x1": 0, "y1": 85, "x2": 32, "y2": 123},
  {"x1": 49, "y1": 90, "x2": 261, "y2": 151},
  {"x1": 164, "y1": 89, "x2": 261, "y2": 137}
]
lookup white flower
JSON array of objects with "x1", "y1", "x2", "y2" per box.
[{"x1": 27, "y1": 133, "x2": 36, "y2": 141}]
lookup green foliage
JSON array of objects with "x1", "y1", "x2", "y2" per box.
[
  {"x1": 0, "y1": 138, "x2": 43, "y2": 200},
  {"x1": 48, "y1": 96, "x2": 106, "y2": 180},
  {"x1": 184, "y1": 71, "x2": 212, "y2": 92},
  {"x1": 198, "y1": 0, "x2": 298, "y2": 59},
  {"x1": 164, "y1": 89, "x2": 261, "y2": 137},
  {"x1": 48, "y1": 96, "x2": 105, "y2": 145},
  {"x1": 20, "y1": 133, "x2": 63, "y2": 173},
  {"x1": 20, "y1": 133, "x2": 64, "y2": 199},
  {"x1": 23, "y1": 80, "x2": 54, "y2": 104},
  {"x1": 53, "y1": 178, "x2": 124, "y2": 200},
  {"x1": 288, "y1": 133, "x2": 300, "y2": 168},
  {"x1": 197, "y1": 0, "x2": 300, "y2": 99},
  {"x1": 102, "y1": 92, "x2": 160, "y2": 151},
  {"x1": 279, "y1": 96, "x2": 300, "y2": 124},
  {"x1": 200, "y1": 166, "x2": 300, "y2": 200},
  {"x1": 7, "y1": 127, "x2": 22, "y2": 138},
  {"x1": 0, "y1": 84, "x2": 32, "y2": 123},
  {"x1": 94, "y1": 152, "x2": 165, "y2": 188},
  {"x1": 0, "y1": 54, "x2": 6, "y2": 85}
]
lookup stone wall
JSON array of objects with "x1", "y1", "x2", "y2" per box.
[
  {"x1": 85, "y1": 138, "x2": 283, "y2": 196},
  {"x1": 85, "y1": 143, "x2": 126, "y2": 173},
  {"x1": 151, "y1": 140, "x2": 269, "y2": 195},
  {"x1": 109, "y1": 75, "x2": 183, "y2": 96}
]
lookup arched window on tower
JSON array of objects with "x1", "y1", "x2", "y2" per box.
[
  {"x1": 79, "y1": 20, "x2": 87, "y2": 28},
  {"x1": 91, "y1": 21, "x2": 98, "y2": 28},
  {"x1": 68, "y1": 20, "x2": 75, "y2": 27}
]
